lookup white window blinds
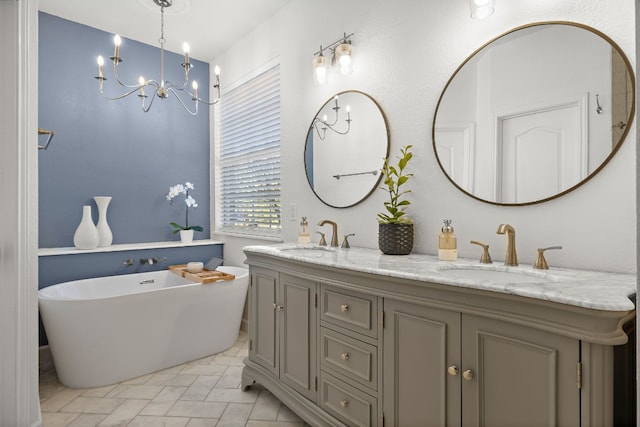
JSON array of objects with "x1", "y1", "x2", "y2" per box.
[{"x1": 215, "y1": 64, "x2": 281, "y2": 238}]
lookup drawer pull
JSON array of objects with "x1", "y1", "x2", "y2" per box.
[
  {"x1": 340, "y1": 352, "x2": 350, "y2": 361},
  {"x1": 339, "y1": 399, "x2": 349, "y2": 408},
  {"x1": 463, "y1": 369, "x2": 474, "y2": 381},
  {"x1": 447, "y1": 365, "x2": 459, "y2": 376},
  {"x1": 340, "y1": 304, "x2": 349, "y2": 312}
]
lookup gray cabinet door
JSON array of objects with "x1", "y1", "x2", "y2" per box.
[
  {"x1": 280, "y1": 273, "x2": 317, "y2": 401},
  {"x1": 250, "y1": 267, "x2": 279, "y2": 377},
  {"x1": 383, "y1": 299, "x2": 461, "y2": 427},
  {"x1": 461, "y1": 315, "x2": 580, "y2": 427}
]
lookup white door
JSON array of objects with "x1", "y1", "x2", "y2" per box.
[
  {"x1": 498, "y1": 99, "x2": 587, "y2": 203},
  {"x1": 434, "y1": 123, "x2": 475, "y2": 193}
]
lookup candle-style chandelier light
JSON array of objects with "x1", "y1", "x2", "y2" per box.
[
  {"x1": 311, "y1": 95, "x2": 352, "y2": 140},
  {"x1": 95, "y1": 0, "x2": 220, "y2": 115}
]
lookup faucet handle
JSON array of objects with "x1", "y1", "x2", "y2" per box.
[
  {"x1": 316, "y1": 231, "x2": 327, "y2": 246},
  {"x1": 534, "y1": 246, "x2": 562, "y2": 269},
  {"x1": 341, "y1": 233, "x2": 355, "y2": 249},
  {"x1": 470, "y1": 240, "x2": 492, "y2": 264}
]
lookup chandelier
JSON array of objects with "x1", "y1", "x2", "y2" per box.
[
  {"x1": 94, "y1": 0, "x2": 220, "y2": 115},
  {"x1": 311, "y1": 95, "x2": 352, "y2": 140}
]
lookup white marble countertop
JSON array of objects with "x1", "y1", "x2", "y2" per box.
[{"x1": 244, "y1": 243, "x2": 636, "y2": 312}]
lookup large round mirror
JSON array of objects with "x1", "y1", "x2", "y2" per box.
[
  {"x1": 305, "y1": 91, "x2": 389, "y2": 208},
  {"x1": 433, "y1": 22, "x2": 635, "y2": 206}
]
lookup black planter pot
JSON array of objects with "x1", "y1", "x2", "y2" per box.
[{"x1": 378, "y1": 223, "x2": 414, "y2": 255}]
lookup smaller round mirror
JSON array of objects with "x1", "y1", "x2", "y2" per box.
[{"x1": 305, "y1": 91, "x2": 390, "y2": 208}]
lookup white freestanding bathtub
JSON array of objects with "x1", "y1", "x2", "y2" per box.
[{"x1": 38, "y1": 266, "x2": 249, "y2": 388}]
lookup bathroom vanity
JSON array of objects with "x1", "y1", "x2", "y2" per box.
[{"x1": 241, "y1": 244, "x2": 636, "y2": 427}]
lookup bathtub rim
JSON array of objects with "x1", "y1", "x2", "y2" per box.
[{"x1": 38, "y1": 265, "x2": 249, "y2": 302}]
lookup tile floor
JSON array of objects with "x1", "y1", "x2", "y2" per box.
[{"x1": 39, "y1": 331, "x2": 309, "y2": 427}]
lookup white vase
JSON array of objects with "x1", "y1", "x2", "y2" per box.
[
  {"x1": 73, "y1": 205, "x2": 99, "y2": 249},
  {"x1": 180, "y1": 229, "x2": 194, "y2": 244},
  {"x1": 94, "y1": 196, "x2": 113, "y2": 247}
]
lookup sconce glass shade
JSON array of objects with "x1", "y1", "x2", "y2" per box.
[
  {"x1": 313, "y1": 53, "x2": 329, "y2": 84},
  {"x1": 335, "y1": 43, "x2": 353, "y2": 75},
  {"x1": 470, "y1": 0, "x2": 495, "y2": 19}
]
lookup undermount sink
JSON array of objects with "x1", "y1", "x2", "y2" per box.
[{"x1": 437, "y1": 267, "x2": 551, "y2": 284}]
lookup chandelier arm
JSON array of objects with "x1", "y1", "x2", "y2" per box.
[
  {"x1": 193, "y1": 95, "x2": 221, "y2": 106},
  {"x1": 187, "y1": 81, "x2": 221, "y2": 106},
  {"x1": 100, "y1": 85, "x2": 150, "y2": 101},
  {"x1": 111, "y1": 63, "x2": 144, "y2": 89},
  {"x1": 311, "y1": 120, "x2": 327, "y2": 141},
  {"x1": 166, "y1": 87, "x2": 198, "y2": 116},
  {"x1": 141, "y1": 87, "x2": 161, "y2": 113},
  {"x1": 312, "y1": 115, "x2": 351, "y2": 137}
]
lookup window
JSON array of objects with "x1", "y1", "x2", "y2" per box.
[{"x1": 214, "y1": 63, "x2": 281, "y2": 238}]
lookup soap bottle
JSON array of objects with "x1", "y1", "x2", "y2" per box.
[
  {"x1": 438, "y1": 219, "x2": 458, "y2": 261},
  {"x1": 298, "y1": 217, "x2": 311, "y2": 244}
]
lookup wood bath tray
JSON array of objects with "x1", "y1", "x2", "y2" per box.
[{"x1": 169, "y1": 264, "x2": 235, "y2": 284}]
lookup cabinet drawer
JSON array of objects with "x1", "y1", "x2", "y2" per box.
[
  {"x1": 321, "y1": 286, "x2": 378, "y2": 338},
  {"x1": 321, "y1": 327, "x2": 377, "y2": 391},
  {"x1": 320, "y1": 373, "x2": 378, "y2": 427}
]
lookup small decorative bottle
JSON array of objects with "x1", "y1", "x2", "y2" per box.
[
  {"x1": 438, "y1": 219, "x2": 458, "y2": 261},
  {"x1": 298, "y1": 217, "x2": 311, "y2": 244}
]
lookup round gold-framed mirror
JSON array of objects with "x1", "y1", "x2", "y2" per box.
[
  {"x1": 433, "y1": 21, "x2": 635, "y2": 206},
  {"x1": 305, "y1": 90, "x2": 390, "y2": 208}
]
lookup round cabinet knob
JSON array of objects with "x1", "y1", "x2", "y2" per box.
[
  {"x1": 277, "y1": 305, "x2": 284, "y2": 311},
  {"x1": 463, "y1": 369, "x2": 474, "y2": 381},
  {"x1": 339, "y1": 399, "x2": 349, "y2": 408},
  {"x1": 340, "y1": 304, "x2": 349, "y2": 312},
  {"x1": 341, "y1": 352, "x2": 350, "y2": 361},
  {"x1": 447, "y1": 366, "x2": 459, "y2": 376}
]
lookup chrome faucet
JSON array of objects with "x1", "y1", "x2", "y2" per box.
[
  {"x1": 496, "y1": 224, "x2": 518, "y2": 266},
  {"x1": 318, "y1": 220, "x2": 339, "y2": 247}
]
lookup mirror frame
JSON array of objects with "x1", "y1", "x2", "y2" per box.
[
  {"x1": 432, "y1": 21, "x2": 636, "y2": 206},
  {"x1": 305, "y1": 90, "x2": 390, "y2": 208}
]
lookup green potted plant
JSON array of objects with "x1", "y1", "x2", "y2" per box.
[{"x1": 377, "y1": 144, "x2": 414, "y2": 255}]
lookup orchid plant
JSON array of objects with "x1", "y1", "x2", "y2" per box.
[{"x1": 166, "y1": 182, "x2": 203, "y2": 234}]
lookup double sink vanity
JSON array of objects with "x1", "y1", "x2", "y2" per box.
[{"x1": 241, "y1": 243, "x2": 636, "y2": 427}]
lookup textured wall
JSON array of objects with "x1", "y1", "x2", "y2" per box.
[
  {"x1": 38, "y1": 12, "x2": 211, "y2": 247},
  {"x1": 214, "y1": 0, "x2": 636, "y2": 274}
]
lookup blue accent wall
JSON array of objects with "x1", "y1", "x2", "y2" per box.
[{"x1": 38, "y1": 12, "x2": 211, "y2": 247}]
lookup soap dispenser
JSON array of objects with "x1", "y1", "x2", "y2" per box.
[
  {"x1": 438, "y1": 219, "x2": 458, "y2": 261},
  {"x1": 298, "y1": 217, "x2": 311, "y2": 244}
]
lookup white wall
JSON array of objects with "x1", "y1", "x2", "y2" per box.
[{"x1": 213, "y1": 0, "x2": 636, "y2": 274}]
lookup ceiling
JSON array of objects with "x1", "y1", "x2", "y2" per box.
[{"x1": 38, "y1": 0, "x2": 291, "y2": 61}]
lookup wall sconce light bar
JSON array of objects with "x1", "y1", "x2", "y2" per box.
[
  {"x1": 469, "y1": 0, "x2": 495, "y2": 20},
  {"x1": 312, "y1": 32, "x2": 354, "y2": 84}
]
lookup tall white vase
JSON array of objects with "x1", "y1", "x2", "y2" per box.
[
  {"x1": 73, "y1": 205, "x2": 99, "y2": 249},
  {"x1": 94, "y1": 196, "x2": 113, "y2": 247}
]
